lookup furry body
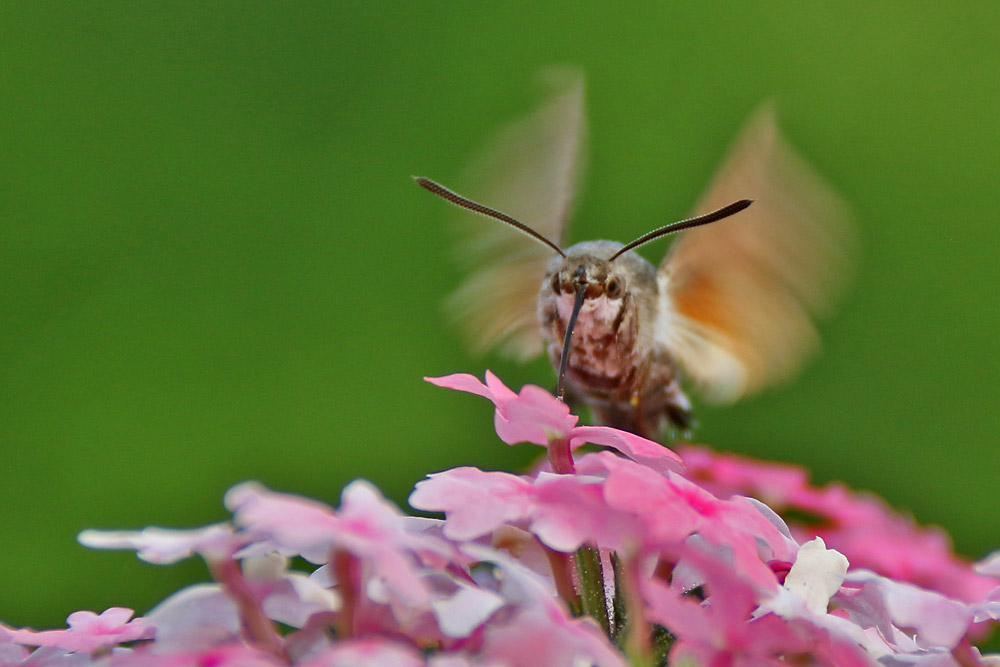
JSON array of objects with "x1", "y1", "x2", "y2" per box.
[{"x1": 539, "y1": 241, "x2": 692, "y2": 436}]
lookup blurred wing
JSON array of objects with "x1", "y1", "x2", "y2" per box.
[
  {"x1": 447, "y1": 70, "x2": 586, "y2": 361},
  {"x1": 657, "y1": 105, "x2": 853, "y2": 403}
]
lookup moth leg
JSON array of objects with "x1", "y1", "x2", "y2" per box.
[
  {"x1": 662, "y1": 382, "x2": 694, "y2": 437},
  {"x1": 636, "y1": 381, "x2": 694, "y2": 442},
  {"x1": 590, "y1": 394, "x2": 661, "y2": 440},
  {"x1": 631, "y1": 392, "x2": 655, "y2": 439}
]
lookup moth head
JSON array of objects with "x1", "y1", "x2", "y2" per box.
[
  {"x1": 548, "y1": 242, "x2": 625, "y2": 300},
  {"x1": 545, "y1": 240, "x2": 657, "y2": 307}
]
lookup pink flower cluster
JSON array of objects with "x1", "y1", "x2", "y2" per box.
[
  {"x1": 678, "y1": 445, "x2": 998, "y2": 608},
  {"x1": 1, "y1": 371, "x2": 998, "y2": 666}
]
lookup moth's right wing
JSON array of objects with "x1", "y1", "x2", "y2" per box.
[
  {"x1": 444, "y1": 71, "x2": 586, "y2": 361},
  {"x1": 657, "y1": 106, "x2": 854, "y2": 403}
]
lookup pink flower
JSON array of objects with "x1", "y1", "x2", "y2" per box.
[
  {"x1": 410, "y1": 466, "x2": 644, "y2": 554},
  {"x1": 977, "y1": 551, "x2": 1000, "y2": 579},
  {"x1": 226, "y1": 480, "x2": 454, "y2": 609},
  {"x1": 410, "y1": 467, "x2": 537, "y2": 542},
  {"x1": 299, "y1": 637, "x2": 426, "y2": 667},
  {"x1": 974, "y1": 586, "x2": 1000, "y2": 623},
  {"x1": 678, "y1": 445, "x2": 996, "y2": 605},
  {"x1": 426, "y1": 372, "x2": 683, "y2": 475},
  {"x1": 78, "y1": 523, "x2": 240, "y2": 564},
  {"x1": 593, "y1": 451, "x2": 796, "y2": 588},
  {"x1": 9, "y1": 370, "x2": 997, "y2": 665},
  {"x1": 143, "y1": 584, "x2": 241, "y2": 651},
  {"x1": 411, "y1": 450, "x2": 799, "y2": 593},
  {"x1": 108, "y1": 643, "x2": 285, "y2": 666},
  {"x1": 431, "y1": 580, "x2": 504, "y2": 639},
  {"x1": 1, "y1": 608, "x2": 153, "y2": 653},
  {"x1": 462, "y1": 545, "x2": 625, "y2": 667},
  {"x1": 480, "y1": 603, "x2": 624, "y2": 667},
  {"x1": 645, "y1": 542, "x2": 874, "y2": 666},
  {"x1": 836, "y1": 571, "x2": 975, "y2": 651}
]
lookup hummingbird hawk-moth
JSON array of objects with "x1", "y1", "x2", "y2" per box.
[{"x1": 417, "y1": 73, "x2": 851, "y2": 438}]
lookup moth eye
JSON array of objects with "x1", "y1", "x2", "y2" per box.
[
  {"x1": 550, "y1": 273, "x2": 561, "y2": 293},
  {"x1": 606, "y1": 276, "x2": 624, "y2": 299}
]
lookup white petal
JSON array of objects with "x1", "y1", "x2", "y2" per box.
[{"x1": 784, "y1": 536, "x2": 849, "y2": 615}]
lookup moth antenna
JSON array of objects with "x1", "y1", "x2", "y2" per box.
[
  {"x1": 414, "y1": 177, "x2": 566, "y2": 258},
  {"x1": 609, "y1": 199, "x2": 753, "y2": 261}
]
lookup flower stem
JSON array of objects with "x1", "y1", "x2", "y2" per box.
[
  {"x1": 332, "y1": 549, "x2": 360, "y2": 638},
  {"x1": 543, "y1": 545, "x2": 580, "y2": 612},
  {"x1": 611, "y1": 552, "x2": 627, "y2": 642},
  {"x1": 574, "y1": 544, "x2": 611, "y2": 637},
  {"x1": 210, "y1": 559, "x2": 289, "y2": 663},
  {"x1": 548, "y1": 435, "x2": 575, "y2": 474},
  {"x1": 953, "y1": 639, "x2": 986, "y2": 667}
]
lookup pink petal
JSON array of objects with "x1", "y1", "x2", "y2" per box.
[
  {"x1": 530, "y1": 473, "x2": 643, "y2": 553},
  {"x1": 977, "y1": 550, "x2": 1000, "y2": 578},
  {"x1": 570, "y1": 425, "x2": 684, "y2": 474},
  {"x1": 2, "y1": 608, "x2": 152, "y2": 653},
  {"x1": 597, "y1": 453, "x2": 791, "y2": 588},
  {"x1": 432, "y1": 582, "x2": 504, "y2": 638},
  {"x1": 300, "y1": 637, "x2": 426, "y2": 667},
  {"x1": 338, "y1": 479, "x2": 410, "y2": 538},
  {"x1": 679, "y1": 445, "x2": 996, "y2": 605},
  {"x1": 226, "y1": 481, "x2": 344, "y2": 563},
  {"x1": 424, "y1": 373, "x2": 496, "y2": 400},
  {"x1": 641, "y1": 576, "x2": 713, "y2": 642},
  {"x1": 145, "y1": 584, "x2": 240, "y2": 651},
  {"x1": 67, "y1": 607, "x2": 135, "y2": 632},
  {"x1": 228, "y1": 481, "x2": 441, "y2": 608},
  {"x1": 492, "y1": 384, "x2": 577, "y2": 446},
  {"x1": 410, "y1": 468, "x2": 537, "y2": 541},
  {"x1": 110, "y1": 643, "x2": 285, "y2": 666},
  {"x1": 78, "y1": 523, "x2": 238, "y2": 564},
  {"x1": 481, "y1": 603, "x2": 624, "y2": 667},
  {"x1": 427, "y1": 372, "x2": 577, "y2": 446},
  {"x1": 482, "y1": 369, "x2": 520, "y2": 402},
  {"x1": 973, "y1": 586, "x2": 1000, "y2": 622},
  {"x1": 464, "y1": 546, "x2": 624, "y2": 667},
  {"x1": 0, "y1": 642, "x2": 29, "y2": 661},
  {"x1": 842, "y1": 571, "x2": 973, "y2": 650}
]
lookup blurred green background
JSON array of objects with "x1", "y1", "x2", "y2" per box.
[{"x1": 2, "y1": 2, "x2": 999, "y2": 629}]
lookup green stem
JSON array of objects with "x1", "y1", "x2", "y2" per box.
[
  {"x1": 573, "y1": 544, "x2": 611, "y2": 637},
  {"x1": 611, "y1": 552, "x2": 627, "y2": 643}
]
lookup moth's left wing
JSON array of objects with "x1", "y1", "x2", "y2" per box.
[
  {"x1": 657, "y1": 106, "x2": 854, "y2": 403},
  {"x1": 445, "y1": 71, "x2": 586, "y2": 361}
]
